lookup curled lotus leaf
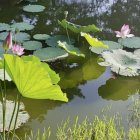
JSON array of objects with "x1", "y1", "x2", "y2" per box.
[
  {"x1": 98, "y1": 49, "x2": 140, "y2": 76},
  {"x1": 23, "y1": 41, "x2": 42, "y2": 50},
  {"x1": 81, "y1": 32, "x2": 108, "y2": 48},
  {"x1": 58, "y1": 41, "x2": 85, "y2": 57},
  {"x1": 11, "y1": 22, "x2": 34, "y2": 31},
  {"x1": 58, "y1": 19, "x2": 101, "y2": 33},
  {"x1": 118, "y1": 37, "x2": 140, "y2": 49},
  {"x1": 23, "y1": 5, "x2": 45, "y2": 13},
  {"x1": 134, "y1": 49, "x2": 140, "y2": 58},
  {"x1": 34, "y1": 47, "x2": 68, "y2": 62},
  {"x1": 33, "y1": 34, "x2": 50, "y2": 40},
  {"x1": 89, "y1": 41, "x2": 123, "y2": 54},
  {"x1": 0, "y1": 100, "x2": 29, "y2": 132},
  {"x1": 0, "y1": 23, "x2": 10, "y2": 32},
  {"x1": 45, "y1": 35, "x2": 75, "y2": 47}
]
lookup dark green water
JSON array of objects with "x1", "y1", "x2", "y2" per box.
[{"x1": 0, "y1": 0, "x2": 140, "y2": 139}]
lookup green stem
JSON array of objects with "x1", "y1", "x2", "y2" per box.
[{"x1": 66, "y1": 26, "x2": 70, "y2": 44}]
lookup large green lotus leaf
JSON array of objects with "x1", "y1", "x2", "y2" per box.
[
  {"x1": 0, "y1": 23, "x2": 10, "y2": 32},
  {"x1": 81, "y1": 32, "x2": 108, "y2": 48},
  {"x1": 11, "y1": 22, "x2": 34, "y2": 31},
  {"x1": 34, "y1": 47, "x2": 68, "y2": 62},
  {"x1": 58, "y1": 41, "x2": 85, "y2": 57},
  {"x1": 45, "y1": 35, "x2": 75, "y2": 47},
  {"x1": 21, "y1": 55, "x2": 60, "y2": 84},
  {"x1": 89, "y1": 41, "x2": 123, "y2": 54},
  {"x1": 33, "y1": 34, "x2": 50, "y2": 40},
  {"x1": 134, "y1": 49, "x2": 140, "y2": 58},
  {"x1": 98, "y1": 49, "x2": 140, "y2": 76},
  {"x1": 99, "y1": 77, "x2": 140, "y2": 101},
  {"x1": 0, "y1": 100, "x2": 29, "y2": 132},
  {"x1": 118, "y1": 37, "x2": 140, "y2": 48},
  {"x1": 23, "y1": 5, "x2": 45, "y2": 13},
  {"x1": 14, "y1": 32, "x2": 30, "y2": 43},
  {"x1": 4, "y1": 54, "x2": 68, "y2": 102},
  {"x1": 23, "y1": 41, "x2": 42, "y2": 50},
  {"x1": 58, "y1": 19, "x2": 101, "y2": 33}
]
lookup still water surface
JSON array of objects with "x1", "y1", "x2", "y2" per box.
[{"x1": 0, "y1": 0, "x2": 140, "y2": 139}]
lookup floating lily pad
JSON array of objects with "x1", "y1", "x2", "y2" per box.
[
  {"x1": 134, "y1": 49, "x2": 140, "y2": 58},
  {"x1": 89, "y1": 41, "x2": 123, "y2": 54},
  {"x1": 45, "y1": 35, "x2": 75, "y2": 47},
  {"x1": 0, "y1": 100, "x2": 29, "y2": 132},
  {"x1": 118, "y1": 37, "x2": 140, "y2": 48},
  {"x1": 0, "y1": 32, "x2": 9, "y2": 41},
  {"x1": 33, "y1": 47, "x2": 68, "y2": 62},
  {"x1": 0, "y1": 23, "x2": 10, "y2": 32},
  {"x1": 11, "y1": 22, "x2": 34, "y2": 31},
  {"x1": 98, "y1": 49, "x2": 140, "y2": 76},
  {"x1": 58, "y1": 19, "x2": 101, "y2": 33},
  {"x1": 23, "y1": 41, "x2": 42, "y2": 50},
  {"x1": 58, "y1": 41, "x2": 85, "y2": 57},
  {"x1": 33, "y1": 34, "x2": 50, "y2": 40},
  {"x1": 23, "y1": 5, "x2": 45, "y2": 13}
]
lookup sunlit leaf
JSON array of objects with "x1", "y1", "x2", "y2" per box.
[
  {"x1": 58, "y1": 41, "x2": 85, "y2": 57},
  {"x1": 23, "y1": 5, "x2": 45, "y2": 13},
  {"x1": 4, "y1": 54, "x2": 68, "y2": 102},
  {"x1": 134, "y1": 49, "x2": 140, "y2": 58},
  {"x1": 58, "y1": 19, "x2": 101, "y2": 33},
  {"x1": 23, "y1": 41, "x2": 42, "y2": 50},
  {"x1": 81, "y1": 32, "x2": 108, "y2": 48},
  {"x1": 33, "y1": 34, "x2": 50, "y2": 40},
  {"x1": 33, "y1": 47, "x2": 68, "y2": 62}
]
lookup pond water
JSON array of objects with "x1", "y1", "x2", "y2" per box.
[{"x1": 0, "y1": 0, "x2": 140, "y2": 139}]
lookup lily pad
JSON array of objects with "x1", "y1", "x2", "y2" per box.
[
  {"x1": 0, "y1": 23, "x2": 10, "y2": 32},
  {"x1": 0, "y1": 100, "x2": 29, "y2": 132},
  {"x1": 11, "y1": 22, "x2": 34, "y2": 31},
  {"x1": 58, "y1": 41, "x2": 85, "y2": 57},
  {"x1": 0, "y1": 32, "x2": 9, "y2": 41},
  {"x1": 98, "y1": 49, "x2": 140, "y2": 76},
  {"x1": 33, "y1": 34, "x2": 50, "y2": 40},
  {"x1": 89, "y1": 41, "x2": 123, "y2": 54},
  {"x1": 23, "y1": 5, "x2": 45, "y2": 13},
  {"x1": 58, "y1": 19, "x2": 101, "y2": 33},
  {"x1": 33, "y1": 47, "x2": 68, "y2": 62},
  {"x1": 118, "y1": 37, "x2": 140, "y2": 48},
  {"x1": 23, "y1": 41, "x2": 42, "y2": 50},
  {"x1": 81, "y1": 32, "x2": 108, "y2": 48},
  {"x1": 45, "y1": 35, "x2": 75, "y2": 47},
  {"x1": 134, "y1": 49, "x2": 140, "y2": 58}
]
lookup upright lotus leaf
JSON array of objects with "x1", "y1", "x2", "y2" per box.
[
  {"x1": 4, "y1": 54, "x2": 68, "y2": 102},
  {"x1": 118, "y1": 37, "x2": 140, "y2": 48},
  {"x1": 0, "y1": 23, "x2": 10, "y2": 32},
  {"x1": 33, "y1": 34, "x2": 50, "y2": 40},
  {"x1": 81, "y1": 32, "x2": 108, "y2": 48},
  {"x1": 11, "y1": 22, "x2": 34, "y2": 31},
  {"x1": 45, "y1": 35, "x2": 75, "y2": 47},
  {"x1": 89, "y1": 41, "x2": 123, "y2": 54},
  {"x1": 23, "y1": 5, "x2": 45, "y2": 13},
  {"x1": 99, "y1": 77, "x2": 140, "y2": 101},
  {"x1": 0, "y1": 101, "x2": 29, "y2": 132},
  {"x1": 58, "y1": 41, "x2": 85, "y2": 57},
  {"x1": 58, "y1": 19, "x2": 101, "y2": 33},
  {"x1": 34, "y1": 47, "x2": 68, "y2": 62},
  {"x1": 23, "y1": 41, "x2": 42, "y2": 50},
  {"x1": 134, "y1": 49, "x2": 140, "y2": 58},
  {"x1": 98, "y1": 49, "x2": 140, "y2": 76}
]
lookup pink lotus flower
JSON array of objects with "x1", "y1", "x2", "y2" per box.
[
  {"x1": 115, "y1": 24, "x2": 134, "y2": 38},
  {"x1": 3, "y1": 32, "x2": 12, "y2": 50},
  {"x1": 12, "y1": 44, "x2": 25, "y2": 56}
]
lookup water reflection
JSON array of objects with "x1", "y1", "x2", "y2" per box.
[{"x1": 99, "y1": 76, "x2": 140, "y2": 101}]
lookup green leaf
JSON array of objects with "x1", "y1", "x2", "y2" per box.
[
  {"x1": 89, "y1": 41, "x2": 123, "y2": 54},
  {"x1": 118, "y1": 37, "x2": 140, "y2": 48},
  {"x1": 0, "y1": 32, "x2": 9, "y2": 41},
  {"x1": 134, "y1": 49, "x2": 140, "y2": 58},
  {"x1": 58, "y1": 41, "x2": 85, "y2": 57},
  {"x1": 11, "y1": 22, "x2": 34, "y2": 31},
  {"x1": 4, "y1": 54, "x2": 68, "y2": 102},
  {"x1": 33, "y1": 47, "x2": 68, "y2": 62},
  {"x1": 33, "y1": 34, "x2": 50, "y2": 40},
  {"x1": 23, "y1": 5, "x2": 45, "y2": 13},
  {"x1": 81, "y1": 32, "x2": 108, "y2": 48},
  {"x1": 58, "y1": 19, "x2": 101, "y2": 33},
  {"x1": 0, "y1": 23, "x2": 10, "y2": 32},
  {"x1": 23, "y1": 41, "x2": 42, "y2": 50},
  {"x1": 45, "y1": 35, "x2": 75, "y2": 47}
]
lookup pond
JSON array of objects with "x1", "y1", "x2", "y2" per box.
[{"x1": 0, "y1": 0, "x2": 140, "y2": 139}]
